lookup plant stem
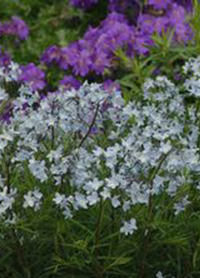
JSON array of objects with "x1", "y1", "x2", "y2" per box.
[
  {"x1": 94, "y1": 198, "x2": 104, "y2": 278},
  {"x1": 79, "y1": 103, "x2": 100, "y2": 148}
]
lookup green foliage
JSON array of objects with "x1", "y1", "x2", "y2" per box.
[
  {"x1": 0, "y1": 0, "x2": 84, "y2": 64},
  {"x1": 2, "y1": 189, "x2": 200, "y2": 278}
]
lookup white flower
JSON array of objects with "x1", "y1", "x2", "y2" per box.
[
  {"x1": 74, "y1": 193, "x2": 88, "y2": 209},
  {"x1": 47, "y1": 146, "x2": 63, "y2": 162},
  {"x1": 0, "y1": 195, "x2": 14, "y2": 214},
  {"x1": 100, "y1": 188, "x2": 111, "y2": 200},
  {"x1": 156, "y1": 271, "x2": 165, "y2": 278},
  {"x1": 0, "y1": 187, "x2": 16, "y2": 216},
  {"x1": 93, "y1": 147, "x2": 105, "y2": 157},
  {"x1": 53, "y1": 193, "x2": 66, "y2": 205},
  {"x1": 87, "y1": 192, "x2": 99, "y2": 205},
  {"x1": 28, "y1": 159, "x2": 48, "y2": 182},
  {"x1": 105, "y1": 176, "x2": 120, "y2": 189},
  {"x1": 23, "y1": 189, "x2": 43, "y2": 211},
  {"x1": 0, "y1": 139, "x2": 8, "y2": 151},
  {"x1": 120, "y1": 218, "x2": 137, "y2": 236},
  {"x1": 0, "y1": 88, "x2": 8, "y2": 101},
  {"x1": 174, "y1": 195, "x2": 190, "y2": 215},
  {"x1": 83, "y1": 178, "x2": 103, "y2": 193},
  {"x1": 111, "y1": 196, "x2": 120, "y2": 208},
  {"x1": 122, "y1": 201, "x2": 131, "y2": 212},
  {"x1": 4, "y1": 213, "x2": 17, "y2": 225},
  {"x1": 159, "y1": 142, "x2": 171, "y2": 154}
]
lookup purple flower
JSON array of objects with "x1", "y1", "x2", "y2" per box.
[
  {"x1": 148, "y1": 0, "x2": 172, "y2": 10},
  {"x1": 137, "y1": 2, "x2": 193, "y2": 47},
  {"x1": 72, "y1": 49, "x2": 92, "y2": 76},
  {"x1": 59, "y1": 75, "x2": 81, "y2": 90},
  {"x1": 167, "y1": 3, "x2": 193, "y2": 42},
  {"x1": 138, "y1": 14, "x2": 169, "y2": 35},
  {"x1": 133, "y1": 31, "x2": 153, "y2": 55},
  {"x1": 1, "y1": 16, "x2": 29, "y2": 40},
  {"x1": 60, "y1": 44, "x2": 80, "y2": 69},
  {"x1": 103, "y1": 79, "x2": 120, "y2": 93},
  {"x1": 41, "y1": 12, "x2": 136, "y2": 76},
  {"x1": 0, "y1": 47, "x2": 11, "y2": 67},
  {"x1": 19, "y1": 63, "x2": 46, "y2": 91},
  {"x1": 41, "y1": 45, "x2": 61, "y2": 66},
  {"x1": 91, "y1": 50, "x2": 111, "y2": 74},
  {"x1": 175, "y1": 0, "x2": 193, "y2": 11}
]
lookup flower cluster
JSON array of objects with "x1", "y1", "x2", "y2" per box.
[
  {"x1": 0, "y1": 16, "x2": 29, "y2": 40},
  {"x1": 41, "y1": 1, "x2": 193, "y2": 79},
  {"x1": 41, "y1": 13, "x2": 135, "y2": 76},
  {"x1": 0, "y1": 56, "x2": 46, "y2": 91},
  {"x1": 0, "y1": 60, "x2": 20, "y2": 82},
  {"x1": 70, "y1": 0, "x2": 192, "y2": 11},
  {"x1": 183, "y1": 56, "x2": 200, "y2": 97},
  {"x1": 0, "y1": 62, "x2": 46, "y2": 122},
  {"x1": 0, "y1": 57, "x2": 200, "y2": 234},
  {"x1": 139, "y1": 2, "x2": 193, "y2": 43}
]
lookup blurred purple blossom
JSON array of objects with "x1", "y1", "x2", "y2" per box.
[
  {"x1": 0, "y1": 16, "x2": 29, "y2": 40},
  {"x1": 138, "y1": 3, "x2": 193, "y2": 43},
  {"x1": 19, "y1": 63, "x2": 46, "y2": 91},
  {"x1": 103, "y1": 79, "x2": 121, "y2": 93},
  {"x1": 59, "y1": 75, "x2": 81, "y2": 90},
  {"x1": 174, "y1": 0, "x2": 193, "y2": 11},
  {"x1": 0, "y1": 47, "x2": 11, "y2": 67},
  {"x1": 41, "y1": 45, "x2": 61, "y2": 67},
  {"x1": 148, "y1": 0, "x2": 172, "y2": 10},
  {"x1": 0, "y1": 101, "x2": 12, "y2": 124}
]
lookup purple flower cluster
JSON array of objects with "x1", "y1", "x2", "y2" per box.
[
  {"x1": 19, "y1": 63, "x2": 46, "y2": 91},
  {"x1": 69, "y1": 0, "x2": 98, "y2": 10},
  {"x1": 176, "y1": 0, "x2": 193, "y2": 11},
  {"x1": 148, "y1": 0, "x2": 172, "y2": 10},
  {"x1": 138, "y1": 3, "x2": 193, "y2": 43},
  {"x1": 108, "y1": 0, "x2": 141, "y2": 16},
  {"x1": 154, "y1": 0, "x2": 193, "y2": 11},
  {"x1": 41, "y1": 13, "x2": 136, "y2": 76},
  {"x1": 40, "y1": 45, "x2": 61, "y2": 67},
  {"x1": 0, "y1": 16, "x2": 29, "y2": 40},
  {"x1": 41, "y1": 0, "x2": 193, "y2": 78},
  {"x1": 70, "y1": 0, "x2": 193, "y2": 11}
]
